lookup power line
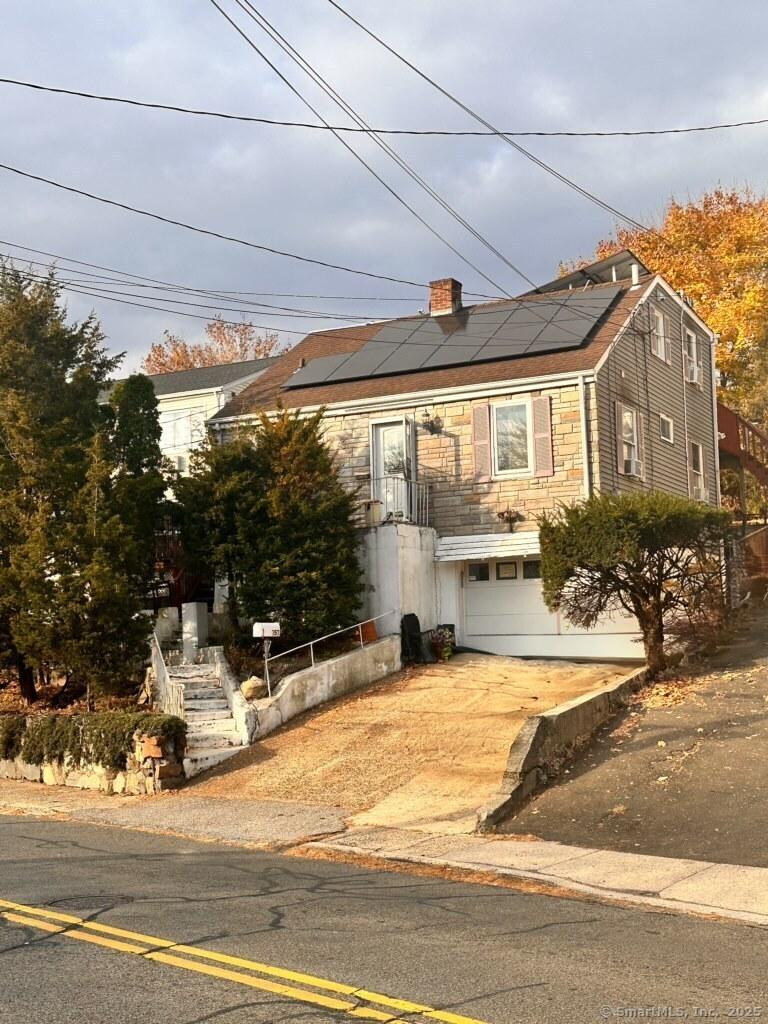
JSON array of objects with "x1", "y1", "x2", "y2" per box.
[
  {"x1": 0, "y1": 238, "x2": 498, "y2": 302},
  {"x1": 208, "y1": 0, "x2": 515, "y2": 298},
  {"x1": 3, "y1": 76, "x2": 766, "y2": 138},
  {"x1": 221, "y1": 0, "x2": 547, "y2": 296},
  {"x1": 0, "y1": 160, "x2": 427, "y2": 288},
  {"x1": 325, "y1": 0, "x2": 653, "y2": 235},
  {"x1": 5, "y1": 255, "x2": 643, "y2": 350}
]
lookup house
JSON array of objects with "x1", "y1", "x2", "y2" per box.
[
  {"x1": 210, "y1": 251, "x2": 720, "y2": 661},
  {"x1": 107, "y1": 357, "x2": 277, "y2": 473}
]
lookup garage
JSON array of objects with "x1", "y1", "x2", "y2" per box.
[{"x1": 435, "y1": 532, "x2": 642, "y2": 661}]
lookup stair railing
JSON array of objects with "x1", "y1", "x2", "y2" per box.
[
  {"x1": 151, "y1": 631, "x2": 186, "y2": 720},
  {"x1": 263, "y1": 611, "x2": 394, "y2": 697}
]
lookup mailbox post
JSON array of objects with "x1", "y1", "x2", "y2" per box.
[{"x1": 252, "y1": 621, "x2": 281, "y2": 696}]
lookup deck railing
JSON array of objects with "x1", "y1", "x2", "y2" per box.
[{"x1": 370, "y1": 476, "x2": 430, "y2": 527}]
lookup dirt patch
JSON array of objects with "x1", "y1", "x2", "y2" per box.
[{"x1": 185, "y1": 654, "x2": 627, "y2": 833}]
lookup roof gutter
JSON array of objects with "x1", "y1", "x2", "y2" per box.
[{"x1": 210, "y1": 368, "x2": 597, "y2": 425}]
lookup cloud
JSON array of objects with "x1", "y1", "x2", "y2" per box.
[{"x1": 2, "y1": 0, "x2": 767, "y2": 371}]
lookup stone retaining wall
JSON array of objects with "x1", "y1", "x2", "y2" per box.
[{"x1": 0, "y1": 734, "x2": 184, "y2": 796}]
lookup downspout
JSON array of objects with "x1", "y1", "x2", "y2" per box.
[
  {"x1": 711, "y1": 334, "x2": 722, "y2": 506},
  {"x1": 680, "y1": 304, "x2": 691, "y2": 496},
  {"x1": 578, "y1": 373, "x2": 593, "y2": 497}
]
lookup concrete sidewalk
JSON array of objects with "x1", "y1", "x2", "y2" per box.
[
  {"x1": 3, "y1": 778, "x2": 766, "y2": 928},
  {"x1": 308, "y1": 827, "x2": 768, "y2": 927}
]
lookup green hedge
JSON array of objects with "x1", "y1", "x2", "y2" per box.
[{"x1": 0, "y1": 713, "x2": 186, "y2": 772}]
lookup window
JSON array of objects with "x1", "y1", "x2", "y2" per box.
[
  {"x1": 650, "y1": 306, "x2": 669, "y2": 362},
  {"x1": 159, "y1": 406, "x2": 205, "y2": 454},
  {"x1": 660, "y1": 414, "x2": 674, "y2": 444},
  {"x1": 522, "y1": 560, "x2": 541, "y2": 580},
  {"x1": 467, "y1": 562, "x2": 490, "y2": 583},
  {"x1": 492, "y1": 402, "x2": 531, "y2": 476},
  {"x1": 496, "y1": 561, "x2": 517, "y2": 580},
  {"x1": 690, "y1": 442, "x2": 706, "y2": 500},
  {"x1": 684, "y1": 330, "x2": 701, "y2": 385},
  {"x1": 619, "y1": 405, "x2": 643, "y2": 477}
]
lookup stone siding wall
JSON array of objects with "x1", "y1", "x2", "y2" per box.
[{"x1": 322, "y1": 382, "x2": 598, "y2": 538}]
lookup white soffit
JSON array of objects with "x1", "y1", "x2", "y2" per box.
[{"x1": 435, "y1": 531, "x2": 541, "y2": 562}]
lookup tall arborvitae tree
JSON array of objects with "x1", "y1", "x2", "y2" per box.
[
  {"x1": 108, "y1": 374, "x2": 169, "y2": 588},
  {"x1": 239, "y1": 409, "x2": 362, "y2": 644},
  {"x1": 176, "y1": 431, "x2": 265, "y2": 630},
  {"x1": 179, "y1": 410, "x2": 362, "y2": 645}
]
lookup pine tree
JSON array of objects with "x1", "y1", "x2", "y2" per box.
[
  {"x1": 0, "y1": 265, "x2": 117, "y2": 701},
  {"x1": 0, "y1": 267, "x2": 166, "y2": 702}
]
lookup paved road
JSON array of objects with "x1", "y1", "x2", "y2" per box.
[
  {"x1": 505, "y1": 612, "x2": 768, "y2": 866},
  {"x1": 2, "y1": 817, "x2": 767, "y2": 1024}
]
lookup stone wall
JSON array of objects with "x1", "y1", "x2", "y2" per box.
[
  {"x1": 322, "y1": 381, "x2": 598, "y2": 538},
  {"x1": 0, "y1": 733, "x2": 184, "y2": 796}
]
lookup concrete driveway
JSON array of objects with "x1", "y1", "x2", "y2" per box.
[{"x1": 187, "y1": 653, "x2": 627, "y2": 833}]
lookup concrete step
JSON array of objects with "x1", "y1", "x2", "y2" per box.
[
  {"x1": 186, "y1": 731, "x2": 242, "y2": 751},
  {"x1": 182, "y1": 687, "x2": 222, "y2": 702},
  {"x1": 183, "y1": 746, "x2": 241, "y2": 778},
  {"x1": 184, "y1": 698, "x2": 229, "y2": 713},
  {"x1": 186, "y1": 718, "x2": 237, "y2": 734},
  {"x1": 185, "y1": 708, "x2": 232, "y2": 723}
]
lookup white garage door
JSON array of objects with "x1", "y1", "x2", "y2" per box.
[{"x1": 461, "y1": 558, "x2": 641, "y2": 660}]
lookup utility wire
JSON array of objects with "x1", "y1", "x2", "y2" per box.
[
  {"x1": 231, "y1": 0, "x2": 542, "y2": 295},
  {"x1": 0, "y1": 160, "x2": 426, "y2": 287},
  {"x1": 208, "y1": 0, "x2": 514, "y2": 298},
  {"x1": 325, "y1": 0, "x2": 652, "y2": 234},
  {"x1": 3, "y1": 250, "x2": 626, "y2": 336},
  {"x1": 0, "y1": 238, "x2": 498, "y2": 302},
  {"x1": 3, "y1": 77, "x2": 765, "y2": 138}
]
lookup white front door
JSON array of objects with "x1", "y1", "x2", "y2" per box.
[{"x1": 372, "y1": 420, "x2": 412, "y2": 520}]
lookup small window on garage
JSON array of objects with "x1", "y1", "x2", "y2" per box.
[
  {"x1": 522, "y1": 560, "x2": 541, "y2": 580},
  {"x1": 496, "y1": 561, "x2": 518, "y2": 580},
  {"x1": 467, "y1": 562, "x2": 490, "y2": 583}
]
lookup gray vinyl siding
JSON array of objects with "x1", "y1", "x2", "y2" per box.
[{"x1": 595, "y1": 284, "x2": 718, "y2": 504}]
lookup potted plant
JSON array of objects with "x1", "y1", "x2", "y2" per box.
[{"x1": 431, "y1": 625, "x2": 455, "y2": 662}]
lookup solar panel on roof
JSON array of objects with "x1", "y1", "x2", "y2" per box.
[{"x1": 282, "y1": 286, "x2": 621, "y2": 389}]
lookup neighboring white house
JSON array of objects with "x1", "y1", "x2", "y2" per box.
[{"x1": 109, "y1": 357, "x2": 276, "y2": 473}]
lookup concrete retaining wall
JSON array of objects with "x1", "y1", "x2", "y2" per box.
[
  {"x1": 361, "y1": 524, "x2": 437, "y2": 636},
  {"x1": 202, "y1": 645, "x2": 258, "y2": 744},
  {"x1": 476, "y1": 665, "x2": 648, "y2": 832},
  {"x1": 251, "y1": 635, "x2": 401, "y2": 740}
]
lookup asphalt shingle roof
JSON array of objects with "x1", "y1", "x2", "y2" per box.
[
  {"x1": 103, "y1": 356, "x2": 277, "y2": 402},
  {"x1": 212, "y1": 279, "x2": 650, "y2": 422}
]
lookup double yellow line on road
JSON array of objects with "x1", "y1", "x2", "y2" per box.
[{"x1": 0, "y1": 897, "x2": 490, "y2": 1024}]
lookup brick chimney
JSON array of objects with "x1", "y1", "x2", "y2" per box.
[{"x1": 429, "y1": 277, "x2": 462, "y2": 317}]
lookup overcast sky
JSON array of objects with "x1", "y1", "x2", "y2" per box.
[{"x1": 1, "y1": 0, "x2": 766, "y2": 372}]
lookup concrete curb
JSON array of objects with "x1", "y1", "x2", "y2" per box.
[
  {"x1": 307, "y1": 832, "x2": 768, "y2": 928},
  {"x1": 476, "y1": 664, "x2": 648, "y2": 832}
]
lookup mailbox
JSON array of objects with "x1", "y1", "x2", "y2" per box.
[{"x1": 252, "y1": 621, "x2": 281, "y2": 639}]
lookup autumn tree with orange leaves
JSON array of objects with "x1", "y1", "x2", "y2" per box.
[
  {"x1": 570, "y1": 188, "x2": 768, "y2": 423},
  {"x1": 143, "y1": 317, "x2": 285, "y2": 374}
]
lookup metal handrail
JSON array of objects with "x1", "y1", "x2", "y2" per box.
[
  {"x1": 150, "y1": 631, "x2": 185, "y2": 720},
  {"x1": 263, "y1": 611, "x2": 395, "y2": 696},
  {"x1": 370, "y1": 476, "x2": 430, "y2": 526}
]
